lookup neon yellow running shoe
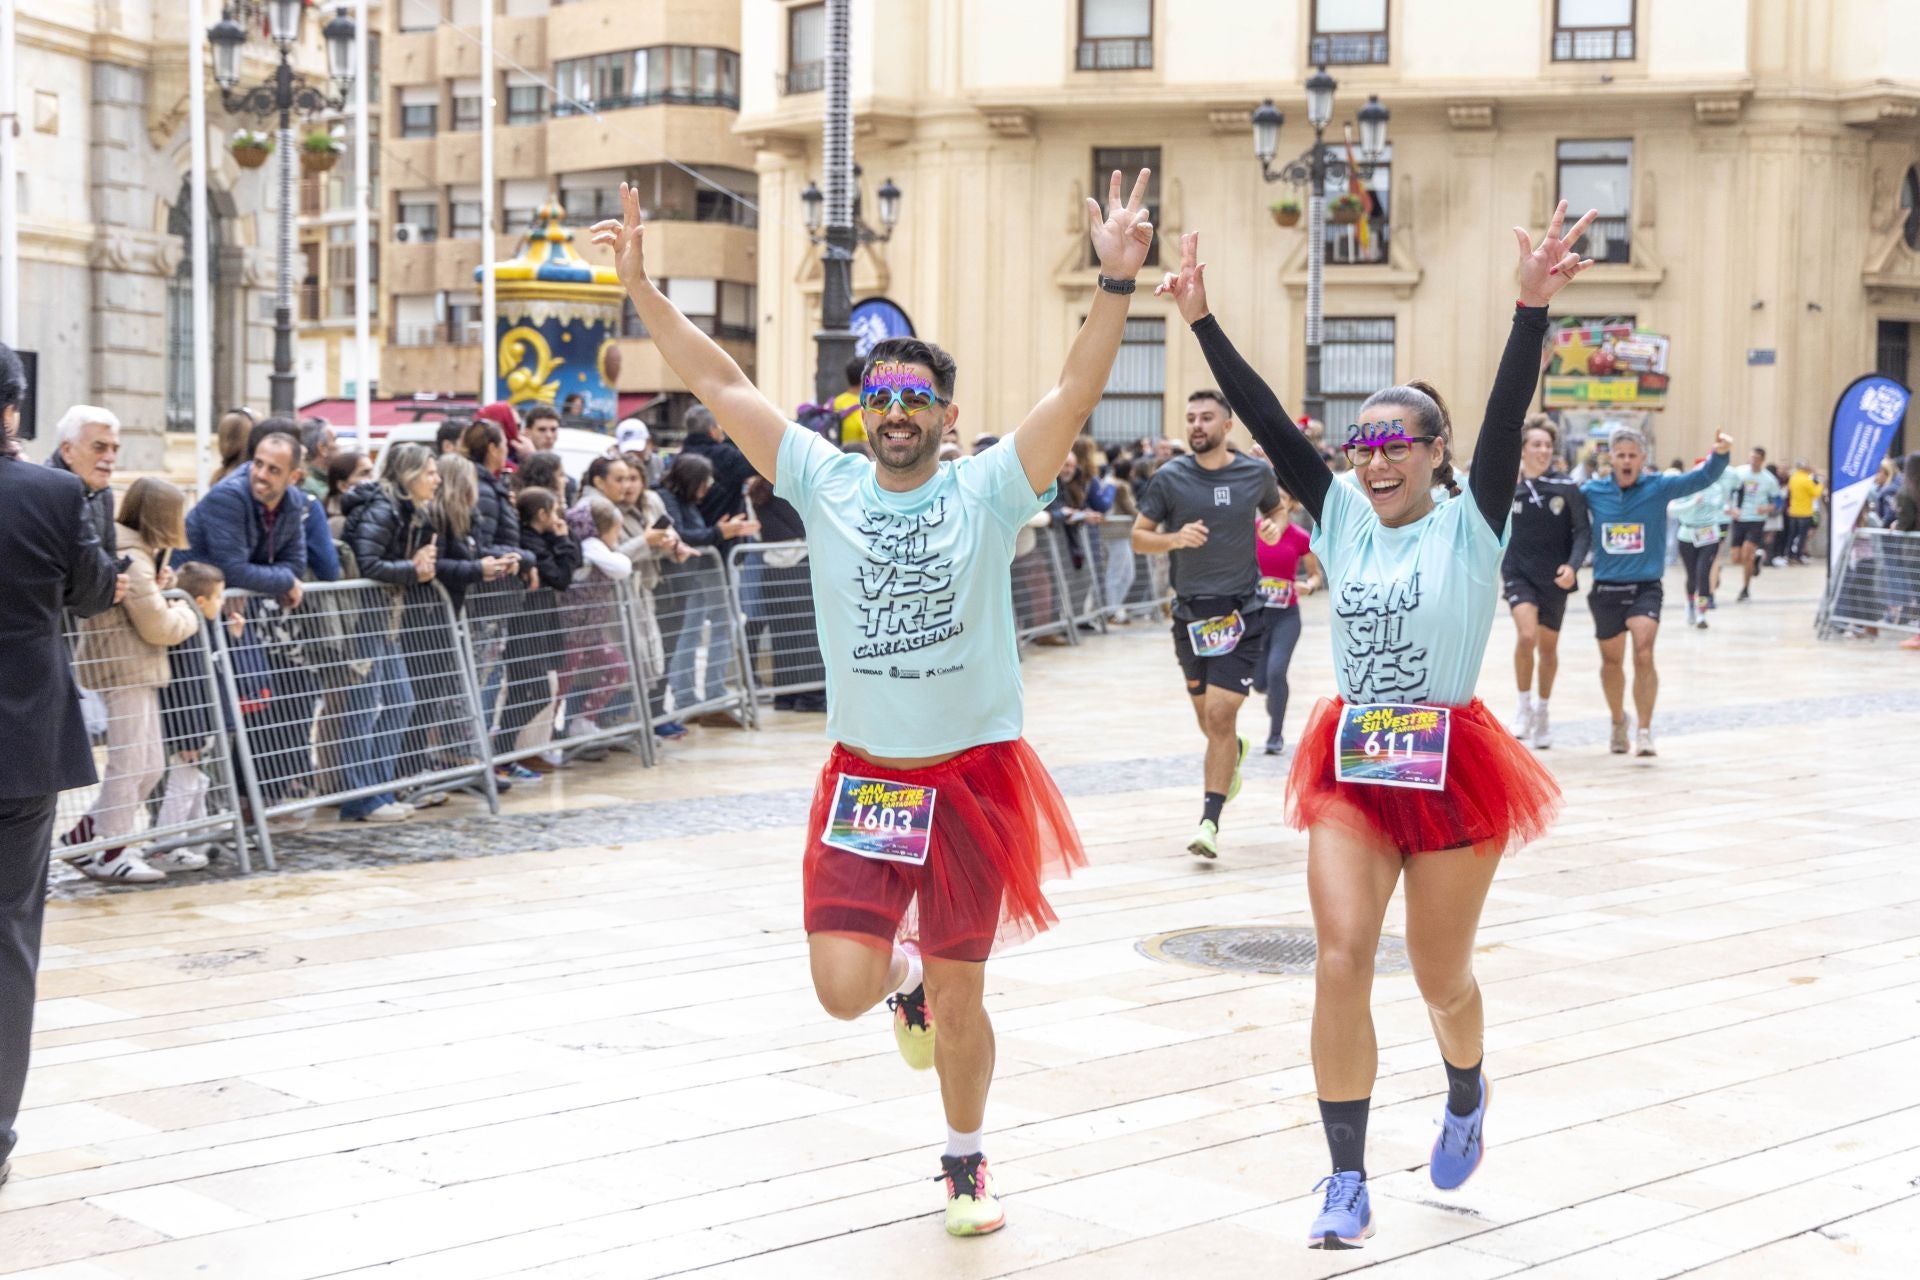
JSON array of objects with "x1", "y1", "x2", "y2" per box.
[
  {"x1": 887, "y1": 981, "x2": 935, "y2": 1071},
  {"x1": 1226, "y1": 734, "x2": 1251, "y2": 802},
  {"x1": 940, "y1": 1153, "x2": 1005, "y2": 1236},
  {"x1": 1188, "y1": 819, "x2": 1220, "y2": 860}
]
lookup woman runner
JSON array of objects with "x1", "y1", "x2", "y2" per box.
[
  {"x1": 1156, "y1": 202, "x2": 1594, "y2": 1249},
  {"x1": 1503, "y1": 415, "x2": 1589, "y2": 749},
  {"x1": 1251, "y1": 487, "x2": 1323, "y2": 756}
]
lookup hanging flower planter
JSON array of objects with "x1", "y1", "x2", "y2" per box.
[
  {"x1": 1270, "y1": 201, "x2": 1302, "y2": 228},
  {"x1": 231, "y1": 131, "x2": 272, "y2": 169},
  {"x1": 301, "y1": 131, "x2": 341, "y2": 176},
  {"x1": 1329, "y1": 195, "x2": 1365, "y2": 225}
]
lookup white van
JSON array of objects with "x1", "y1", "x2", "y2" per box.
[{"x1": 374, "y1": 422, "x2": 618, "y2": 481}]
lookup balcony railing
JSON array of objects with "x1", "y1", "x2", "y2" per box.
[
  {"x1": 554, "y1": 87, "x2": 741, "y2": 117},
  {"x1": 1310, "y1": 32, "x2": 1389, "y2": 66},
  {"x1": 300, "y1": 283, "x2": 322, "y2": 322},
  {"x1": 1554, "y1": 26, "x2": 1633, "y2": 60},
  {"x1": 1572, "y1": 215, "x2": 1631, "y2": 264},
  {"x1": 784, "y1": 60, "x2": 824, "y2": 94},
  {"x1": 1077, "y1": 38, "x2": 1152, "y2": 70}
]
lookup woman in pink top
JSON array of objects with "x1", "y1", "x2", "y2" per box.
[{"x1": 1253, "y1": 488, "x2": 1323, "y2": 754}]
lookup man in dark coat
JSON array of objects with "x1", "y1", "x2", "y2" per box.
[
  {"x1": 677, "y1": 404, "x2": 757, "y2": 530},
  {"x1": 0, "y1": 346, "x2": 121, "y2": 1189}
]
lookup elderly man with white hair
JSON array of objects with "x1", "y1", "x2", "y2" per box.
[{"x1": 47, "y1": 405, "x2": 121, "y2": 553}]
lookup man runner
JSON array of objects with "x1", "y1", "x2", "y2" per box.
[
  {"x1": 594, "y1": 170, "x2": 1155, "y2": 1238},
  {"x1": 1725, "y1": 446, "x2": 1781, "y2": 600},
  {"x1": 1580, "y1": 425, "x2": 1732, "y2": 757},
  {"x1": 1132, "y1": 390, "x2": 1284, "y2": 860}
]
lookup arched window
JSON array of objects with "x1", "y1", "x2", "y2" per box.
[{"x1": 164, "y1": 179, "x2": 226, "y2": 432}]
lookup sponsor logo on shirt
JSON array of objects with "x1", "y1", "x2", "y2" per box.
[
  {"x1": 888, "y1": 666, "x2": 922, "y2": 680},
  {"x1": 851, "y1": 666, "x2": 884, "y2": 676},
  {"x1": 926, "y1": 664, "x2": 965, "y2": 677},
  {"x1": 1213, "y1": 485, "x2": 1231, "y2": 506}
]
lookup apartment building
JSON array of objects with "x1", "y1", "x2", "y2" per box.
[
  {"x1": 377, "y1": 0, "x2": 758, "y2": 427},
  {"x1": 738, "y1": 0, "x2": 1920, "y2": 466}
]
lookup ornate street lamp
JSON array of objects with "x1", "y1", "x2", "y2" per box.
[
  {"x1": 1251, "y1": 67, "x2": 1389, "y2": 428},
  {"x1": 207, "y1": 4, "x2": 357, "y2": 415}
]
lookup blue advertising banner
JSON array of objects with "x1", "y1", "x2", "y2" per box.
[
  {"x1": 850, "y1": 297, "x2": 915, "y2": 358},
  {"x1": 1827, "y1": 374, "x2": 1910, "y2": 577}
]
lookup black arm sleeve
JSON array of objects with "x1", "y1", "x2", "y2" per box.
[
  {"x1": 1564, "y1": 483, "x2": 1592, "y2": 572},
  {"x1": 1191, "y1": 314, "x2": 1333, "y2": 522},
  {"x1": 1468, "y1": 306, "x2": 1553, "y2": 534},
  {"x1": 63, "y1": 485, "x2": 119, "y2": 618}
]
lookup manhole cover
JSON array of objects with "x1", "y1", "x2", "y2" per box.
[{"x1": 1137, "y1": 925, "x2": 1409, "y2": 976}]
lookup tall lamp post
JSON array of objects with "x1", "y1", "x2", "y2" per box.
[
  {"x1": 1251, "y1": 67, "x2": 1388, "y2": 429},
  {"x1": 208, "y1": 1, "x2": 356, "y2": 417},
  {"x1": 803, "y1": 0, "x2": 903, "y2": 407}
]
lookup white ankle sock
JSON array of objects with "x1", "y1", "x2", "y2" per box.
[
  {"x1": 889, "y1": 944, "x2": 923, "y2": 996},
  {"x1": 945, "y1": 1126, "x2": 983, "y2": 1158},
  {"x1": 1534, "y1": 699, "x2": 1549, "y2": 716}
]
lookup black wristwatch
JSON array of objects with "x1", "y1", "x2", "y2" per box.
[{"x1": 1097, "y1": 275, "x2": 1137, "y2": 295}]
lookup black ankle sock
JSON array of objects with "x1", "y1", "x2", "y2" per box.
[
  {"x1": 1318, "y1": 1097, "x2": 1370, "y2": 1178},
  {"x1": 1445, "y1": 1057, "x2": 1483, "y2": 1117},
  {"x1": 1202, "y1": 792, "x2": 1226, "y2": 826}
]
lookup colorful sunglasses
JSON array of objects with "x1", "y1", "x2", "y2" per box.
[
  {"x1": 1341, "y1": 421, "x2": 1436, "y2": 464},
  {"x1": 861, "y1": 382, "x2": 947, "y2": 416}
]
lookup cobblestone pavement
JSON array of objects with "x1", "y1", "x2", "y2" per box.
[{"x1": 15, "y1": 568, "x2": 1920, "y2": 1278}]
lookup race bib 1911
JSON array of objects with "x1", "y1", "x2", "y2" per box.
[
  {"x1": 820, "y1": 774, "x2": 937, "y2": 866},
  {"x1": 1335, "y1": 703, "x2": 1452, "y2": 792},
  {"x1": 1257, "y1": 576, "x2": 1296, "y2": 609},
  {"x1": 1603, "y1": 522, "x2": 1646, "y2": 555},
  {"x1": 1186, "y1": 611, "x2": 1245, "y2": 658}
]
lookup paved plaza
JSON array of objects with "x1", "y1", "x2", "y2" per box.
[{"x1": 5, "y1": 564, "x2": 1919, "y2": 1278}]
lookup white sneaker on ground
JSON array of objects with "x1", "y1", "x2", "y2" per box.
[
  {"x1": 1636, "y1": 728, "x2": 1657, "y2": 757},
  {"x1": 361, "y1": 802, "x2": 413, "y2": 823},
  {"x1": 1508, "y1": 699, "x2": 1533, "y2": 740},
  {"x1": 1610, "y1": 719, "x2": 1630, "y2": 754},
  {"x1": 1531, "y1": 703, "x2": 1552, "y2": 750},
  {"x1": 408, "y1": 790, "x2": 450, "y2": 809},
  {"x1": 541, "y1": 748, "x2": 566, "y2": 768},
  {"x1": 146, "y1": 845, "x2": 211, "y2": 872},
  {"x1": 267, "y1": 808, "x2": 313, "y2": 832},
  {"x1": 74, "y1": 849, "x2": 165, "y2": 884},
  {"x1": 568, "y1": 715, "x2": 601, "y2": 738}
]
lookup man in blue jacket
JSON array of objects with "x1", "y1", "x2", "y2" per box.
[{"x1": 1582, "y1": 425, "x2": 1732, "y2": 758}]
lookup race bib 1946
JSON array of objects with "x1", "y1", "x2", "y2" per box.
[
  {"x1": 1603, "y1": 523, "x2": 1646, "y2": 555},
  {"x1": 1186, "y1": 611, "x2": 1245, "y2": 658},
  {"x1": 821, "y1": 774, "x2": 937, "y2": 866},
  {"x1": 1335, "y1": 704, "x2": 1452, "y2": 792}
]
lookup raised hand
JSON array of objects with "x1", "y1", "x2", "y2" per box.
[
  {"x1": 1086, "y1": 169, "x2": 1155, "y2": 281},
  {"x1": 1713, "y1": 431, "x2": 1734, "y2": 455},
  {"x1": 589, "y1": 182, "x2": 649, "y2": 293},
  {"x1": 1513, "y1": 199, "x2": 1596, "y2": 307},
  {"x1": 1154, "y1": 231, "x2": 1210, "y2": 326}
]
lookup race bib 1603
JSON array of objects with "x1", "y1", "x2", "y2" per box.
[
  {"x1": 1603, "y1": 523, "x2": 1646, "y2": 555},
  {"x1": 820, "y1": 774, "x2": 937, "y2": 866},
  {"x1": 1335, "y1": 703, "x2": 1452, "y2": 792},
  {"x1": 1186, "y1": 611, "x2": 1245, "y2": 658}
]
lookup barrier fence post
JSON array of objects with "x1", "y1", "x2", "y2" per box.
[{"x1": 204, "y1": 595, "x2": 276, "y2": 871}]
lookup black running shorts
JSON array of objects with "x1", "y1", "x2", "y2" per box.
[
  {"x1": 1504, "y1": 575, "x2": 1570, "y2": 632},
  {"x1": 1172, "y1": 603, "x2": 1272, "y2": 696},
  {"x1": 1731, "y1": 520, "x2": 1767, "y2": 548},
  {"x1": 1589, "y1": 580, "x2": 1663, "y2": 641}
]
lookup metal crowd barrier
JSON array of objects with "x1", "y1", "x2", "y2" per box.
[
  {"x1": 1059, "y1": 523, "x2": 1109, "y2": 635},
  {"x1": 465, "y1": 574, "x2": 657, "y2": 768},
  {"x1": 56, "y1": 590, "x2": 255, "y2": 874},
  {"x1": 1012, "y1": 515, "x2": 1076, "y2": 647},
  {"x1": 730, "y1": 541, "x2": 826, "y2": 706},
  {"x1": 652, "y1": 546, "x2": 756, "y2": 727},
  {"x1": 1099, "y1": 518, "x2": 1173, "y2": 622},
  {"x1": 215, "y1": 579, "x2": 500, "y2": 868},
  {"x1": 1819, "y1": 527, "x2": 1920, "y2": 638}
]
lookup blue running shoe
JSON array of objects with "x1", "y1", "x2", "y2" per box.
[
  {"x1": 1430, "y1": 1073, "x2": 1489, "y2": 1190},
  {"x1": 1305, "y1": 1171, "x2": 1372, "y2": 1249}
]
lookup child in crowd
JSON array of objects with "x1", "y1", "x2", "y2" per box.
[
  {"x1": 155, "y1": 562, "x2": 235, "y2": 857},
  {"x1": 559, "y1": 494, "x2": 636, "y2": 738}
]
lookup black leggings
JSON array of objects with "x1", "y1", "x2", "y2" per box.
[
  {"x1": 1678, "y1": 536, "x2": 1720, "y2": 601},
  {"x1": 1251, "y1": 607, "x2": 1303, "y2": 741}
]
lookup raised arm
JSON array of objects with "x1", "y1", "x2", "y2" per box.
[
  {"x1": 1158, "y1": 232, "x2": 1333, "y2": 521},
  {"x1": 592, "y1": 183, "x2": 786, "y2": 483},
  {"x1": 1009, "y1": 169, "x2": 1156, "y2": 494},
  {"x1": 1469, "y1": 200, "x2": 1596, "y2": 534}
]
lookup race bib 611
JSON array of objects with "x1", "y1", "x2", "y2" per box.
[{"x1": 1335, "y1": 703, "x2": 1451, "y2": 792}]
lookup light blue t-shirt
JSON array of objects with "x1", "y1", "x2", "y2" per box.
[
  {"x1": 1727, "y1": 464, "x2": 1782, "y2": 521},
  {"x1": 774, "y1": 424, "x2": 1055, "y2": 757},
  {"x1": 1671, "y1": 469, "x2": 1734, "y2": 536},
  {"x1": 1582, "y1": 453, "x2": 1729, "y2": 582},
  {"x1": 1310, "y1": 478, "x2": 1508, "y2": 707}
]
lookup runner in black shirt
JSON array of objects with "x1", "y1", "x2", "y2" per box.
[{"x1": 1503, "y1": 416, "x2": 1589, "y2": 749}]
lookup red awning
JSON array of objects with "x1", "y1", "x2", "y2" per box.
[
  {"x1": 616, "y1": 393, "x2": 661, "y2": 420},
  {"x1": 299, "y1": 398, "x2": 479, "y2": 431}
]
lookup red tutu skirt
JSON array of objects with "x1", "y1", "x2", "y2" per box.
[
  {"x1": 802, "y1": 738, "x2": 1086, "y2": 962},
  {"x1": 1287, "y1": 697, "x2": 1560, "y2": 856}
]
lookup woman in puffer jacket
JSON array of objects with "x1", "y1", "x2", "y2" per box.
[
  {"x1": 336, "y1": 443, "x2": 444, "y2": 823},
  {"x1": 64, "y1": 479, "x2": 204, "y2": 883}
]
